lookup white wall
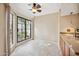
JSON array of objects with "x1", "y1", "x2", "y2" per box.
[
  {"x1": 0, "y1": 4, "x2": 6, "y2": 56},
  {"x1": 34, "y1": 12, "x2": 61, "y2": 55},
  {"x1": 34, "y1": 12, "x2": 59, "y2": 45}
]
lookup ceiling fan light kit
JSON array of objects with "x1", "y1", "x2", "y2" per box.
[{"x1": 32, "y1": 8, "x2": 37, "y2": 13}]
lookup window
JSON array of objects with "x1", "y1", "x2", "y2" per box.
[{"x1": 17, "y1": 16, "x2": 31, "y2": 43}]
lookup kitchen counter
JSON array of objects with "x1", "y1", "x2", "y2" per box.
[{"x1": 60, "y1": 34, "x2": 79, "y2": 55}]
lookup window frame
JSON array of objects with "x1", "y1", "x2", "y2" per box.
[{"x1": 9, "y1": 13, "x2": 14, "y2": 44}]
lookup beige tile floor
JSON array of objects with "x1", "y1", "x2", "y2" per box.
[{"x1": 11, "y1": 39, "x2": 61, "y2": 56}]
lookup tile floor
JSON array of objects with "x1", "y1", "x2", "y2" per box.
[{"x1": 11, "y1": 39, "x2": 61, "y2": 56}]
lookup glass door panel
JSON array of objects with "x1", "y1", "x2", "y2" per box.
[
  {"x1": 17, "y1": 16, "x2": 31, "y2": 43},
  {"x1": 17, "y1": 17, "x2": 25, "y2": 42},
  {"x1": 26, "y1": 20, "x2": 31, "y2": 39}
]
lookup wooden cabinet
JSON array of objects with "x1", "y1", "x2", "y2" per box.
[
  {"x1": 60, "y1": 37, "x2": 65, "y2": 55},
  {"x1": 70, "y1": 48, "x2": 75, "y2": 56},
  {"x1": 64, "y1": 44, "x2": 70, "y2": 56},
  {"x1": 60, "y1": 37, "x2": 75, "y2": 56}
]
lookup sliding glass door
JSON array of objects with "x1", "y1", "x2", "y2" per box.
[{"x1": 17, "y1": 16, "x2": 31, "y2": 43}]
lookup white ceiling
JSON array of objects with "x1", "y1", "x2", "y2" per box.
[{"x1": 9, "y1": 3, "x2": 61, "y2": 18}]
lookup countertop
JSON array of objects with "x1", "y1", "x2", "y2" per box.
[{"x1": 60, "y1": 34, "x2": 79, "y2": 55}]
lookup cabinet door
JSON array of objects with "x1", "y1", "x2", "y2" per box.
[
  {"x1": 60, "y1": 38, "x2": 65, "y2": 56},
  {"x1": 64, "y1": 44, "x2": 70, "y2": 56},
  {"x1": 70, "y1": 48, "x2": 75, "y2": 56}
]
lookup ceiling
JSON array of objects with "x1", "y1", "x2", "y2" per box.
[{"x1": 9, "y1": 3, "x2": 61, "y2": 18}]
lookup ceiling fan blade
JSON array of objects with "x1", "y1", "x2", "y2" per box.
[
  {"x1": 37, "y1": 10, "x2": 42, "y2": 12},
  {"x1": 33, "y1": 3, "x2": 36, "y2": 7},
  {"x1": 29, "y1": 9, "x2": 32, "y2": 10},
  {"x1": 37, "y1": 4, "x2": 41, "y2": 8}
]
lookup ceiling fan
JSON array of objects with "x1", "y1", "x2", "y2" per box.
[{"x1": 28, "y1": 3, "x2": 42, "y2": 14}]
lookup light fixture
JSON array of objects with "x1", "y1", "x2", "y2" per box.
[
  {"x1": 70, "y1": 12, "x2": 73, "y2": 25},
  {"x1": 67, "y1": 28, "x2": 71, "y2": 32},
  {"x1": 32, "y1": 8, "x2": 37, "y2": 13}
]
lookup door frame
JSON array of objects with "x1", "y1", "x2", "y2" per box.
[{"x1": 4, "y1": 3, "x2": 10, "y2": 56}]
